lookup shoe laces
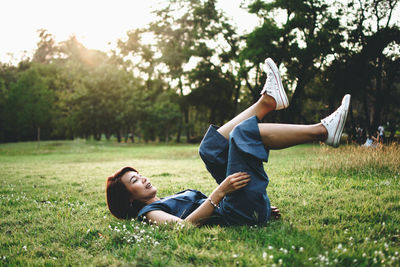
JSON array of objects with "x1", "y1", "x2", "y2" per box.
[
  {"x1": 323, "y1": 107, "x2": 342, "y2": 126},
  {"x1": 264, "y1": 74, "x2": 277, "y2": 93}
]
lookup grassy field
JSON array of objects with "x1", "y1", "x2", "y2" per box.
[{"x1": 0, "y1": 140, "x2": 399, "y2": 266}]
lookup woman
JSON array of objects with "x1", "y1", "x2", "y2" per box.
[{"x1": 106, "y1": 58, "x2": 351, "y2": 226}]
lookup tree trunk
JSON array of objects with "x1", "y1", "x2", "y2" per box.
[
  {"x1": 124, "y1": 132, "x2": 128, "y2": 143},
  {"x1": 130, "y1": 132, "x2": 135, "y2": 143},
  {"x1": 232, "y1": 80, "x2": 241, "y2": 117},
  {"x1": 210, "y1": 106, "x2": 216, "y2": 125},
  {"x1": 362, "y1": 88, "x2": 371, "y2": 132},
  {"x1": 286, "y1": 77, "x2": 306, "y2": 123},
  {"x1": 37, "y1": 127, "x2": 40, "y2": 149},
  {"x1": 372, "y1": 55, "x2": 383, "y2": 130},
  {"x1": 349, "y1": 102, "x2": 355, "y2": 130},
  {"x1": 176, "y1": 118, "x2": 182, "y2": 143},
  {"x1": 176, "y1": 77, "x2": 185, "y2": 143},
  {"x1": 116, "y1": 130, "x2": 121, "y2": 143},
  {"x1": 184, "y1": 107, "x2": 190, "y2": 142}
]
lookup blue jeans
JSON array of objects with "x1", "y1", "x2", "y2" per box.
[{"x1": 199, "y1": 116, "x2": 271, "y2": 225}]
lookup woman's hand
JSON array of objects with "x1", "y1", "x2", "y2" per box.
[
  {"x1": 271, "y1": 206, "x2": 281, "y2": 220},
  {"x1": 218, "y1": 172, "x2": 251, "y2": 195},
  {"x1": 148, "y1": 172, "x2": 250, "y2": 227}
]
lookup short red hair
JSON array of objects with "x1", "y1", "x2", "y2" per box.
[{"x1": 105, "y1": 166, "x2": 145, "y2": 219}]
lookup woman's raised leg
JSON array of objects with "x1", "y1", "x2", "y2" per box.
[
  {"x1": 259, "y1": 94, "x2": 351, "y2": 149},
  {"x1": 259, "y1": 123, "x2": 327, "y2": 149},
  {"x1": 217, "y1": 94, "x2": 276, "y2": 139},
  {"x1": 217, "y1": 58, "x2": 289, "y2": 139}
]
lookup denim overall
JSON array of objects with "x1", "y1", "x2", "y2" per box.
[
  {"x1": 199, "y1": 116, "x2": 271, "y2": 225},
  {"x1": 138, "y1": 116, "x2": 271, "y2": 225}
]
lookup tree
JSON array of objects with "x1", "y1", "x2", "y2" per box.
[
  {"x1": 242, "y1": 0, "x2": 344, "y2": 123},
  {"x1": 324, "y1": 0, "x2": 400, "y2": 133},
  {"x1": 33, "y1": 29, "x2": 58, "y2": 64},
  {"x1": 4, "y1": 65, "x2": 55, "y2": 141},
  {"x1": 187, "y1": 61, "x2": 234, "y2": 125},
  {"x1": 0, "y1": 77, "x2": 6, "y2": 141},
  {"x1": 148, "y1": 0, "x2": 236, "y2": 140}
]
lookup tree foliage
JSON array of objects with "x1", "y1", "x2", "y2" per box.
[{"x1": 0, "y1": 0, "x2": 399, "y2": 143}]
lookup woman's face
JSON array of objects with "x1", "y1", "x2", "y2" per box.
[{"x1": 121, "y1": 171, "x2": 157, "y2": 203}]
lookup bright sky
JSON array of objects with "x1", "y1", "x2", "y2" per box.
[{"x1": 0, "y1": 0, "x2": 260, "y2": 64}]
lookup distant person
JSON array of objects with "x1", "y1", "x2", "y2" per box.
[
  {"x1": 363, "y1": 134, "x2": 377, "y2": 148},
  {"x1": 105, "y1": 58, "x2": 351, "y2": 226},
  {"x1": 378, "y1": 125, "x2": 384, "y2": 144},
  {"x1": 355, "y1": 127, "x2": 363, "y2": 145}
]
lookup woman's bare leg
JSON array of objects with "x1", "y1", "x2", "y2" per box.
[
  {"x1": 218, "y1": 57, "x2": 289, "y2": 140},
  {"x1": 217, "y1": 95, "x2": 276, "y2": 139},
  {"x1": 259, "y1": 123, "x2": 328, "y2": 149},
  {"x1": 260, "y1": 94, "x2": 351, "y2": 149}
]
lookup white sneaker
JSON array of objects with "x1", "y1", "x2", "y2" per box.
[
  {"x1": 321, "y1": 94, "x2": 351, "y2": 148},
  {"x1": 260, "y1": 58, "x2": 289, "y2": 110}
]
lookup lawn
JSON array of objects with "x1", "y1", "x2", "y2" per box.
[{"x1": 0, "y1": 140, "x2": 399, "y2": 266}]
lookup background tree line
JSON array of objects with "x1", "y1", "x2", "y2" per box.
[{"x1": 0, "y1": 0, "x2": 399, "y2": 143}]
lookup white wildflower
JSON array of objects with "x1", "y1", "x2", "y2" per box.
[
  {"x1": 278, "y1": 259, "x2": 283, "y2": 264},
  {"x1": 299, "y1": 247, "x2": 304, "y2": 252},
  {"x1": 86, "y1": 229, "x2": 90, "y2": 234},
  {"x1": 269, "y1": 255, "x2": 273, "y2": 260},
  {"x1": 268, "y1": 245, "x2": 273, "y2": 250},
  {"x1": 22, "y1": 246, "x2": 27, "y2": 251},
  {"x1": 263, "y1": 252, "x2": 267, "y2": 260}
]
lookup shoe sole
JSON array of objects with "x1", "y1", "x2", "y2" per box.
[
  {"x1": 332, "y1": 94, "x2": 351, "y2": 147},
  {"x1": 266, "y1": 58, "x2": 289, "y2": 110}
]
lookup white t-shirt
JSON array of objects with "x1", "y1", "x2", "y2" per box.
[{"x1": 378, "y1": 126, "x2": 384, "y2": 136}]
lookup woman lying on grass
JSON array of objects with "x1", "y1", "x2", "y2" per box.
[{"x1": 106, "y1": 58, "x2": 351, "y2": 226}]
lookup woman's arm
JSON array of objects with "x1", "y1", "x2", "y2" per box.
[{"x1": 145, "y1": 172, "x2": 251, "y2": 226}]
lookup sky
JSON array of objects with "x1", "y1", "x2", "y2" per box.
[{"x1": 0, "y1": 0, "x2": 260, "y2": 64}]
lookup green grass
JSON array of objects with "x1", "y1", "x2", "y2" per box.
[{"x1": 0, "y1": 140, "x2": 399, "y2": 266}]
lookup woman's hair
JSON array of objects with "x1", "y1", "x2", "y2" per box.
[{"x1": 106, "y1": 166, "x2": 145, "y2": 219}]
